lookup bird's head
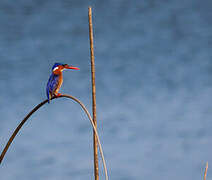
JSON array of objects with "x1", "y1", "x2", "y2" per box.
[{"x1": 52, "y1": 63, "x2": 80, "y2": 74}]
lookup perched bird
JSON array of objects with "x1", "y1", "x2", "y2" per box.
[{"x1": 46, "y1": 63, "x2": 79, "y2": 103}]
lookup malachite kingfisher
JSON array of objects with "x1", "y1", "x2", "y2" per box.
[{"x1": 46, "y1": 63, "x2": 80, "y2": 103}]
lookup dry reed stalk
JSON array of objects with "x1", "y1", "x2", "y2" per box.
[
  {"x1": 88, "y1": 6, "x2": 99, "y2": 180},
  {"x1": 204, "y1": 162, "x2": 208, "y2": 180},
  {"x1": 0, "y1": 95, "x2": 108, "y2": 180}
]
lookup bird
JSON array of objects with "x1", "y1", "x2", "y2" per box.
[{"x1": 46, "y1": 63, "x2": 80, "y2": 103}]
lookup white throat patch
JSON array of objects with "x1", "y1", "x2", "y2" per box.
[{"x1": 53, "y1": 67, "x2": 59, "y2": 72}]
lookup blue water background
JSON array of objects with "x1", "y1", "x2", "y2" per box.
[{"x1": 0, "y1": 0, "x2": 212, "y2": 179}]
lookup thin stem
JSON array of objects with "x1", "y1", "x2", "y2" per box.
[
  {"x1": 204, "y1": 162, "x2": 208, "y2": 180},
  {"x1": 0, "y1": 94, "x2": 108, "y2": 180},
  {"x1": 88, "y1": 6, "x2": 99, "y2": 180}
]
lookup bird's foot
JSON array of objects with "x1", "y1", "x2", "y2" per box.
[
  {"x1": 56, "y1": 93, "x2": 62, "y2": 97},
  {"x1": 54, "y1": 93, "x2": 61, "y2": 97}
]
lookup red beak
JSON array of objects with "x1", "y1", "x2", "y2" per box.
[{"x1": 65, "y1": 66, "x2": 80, "y2": 70}]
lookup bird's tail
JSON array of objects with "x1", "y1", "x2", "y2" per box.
[{"x1": 46, "y1": 88, "x2": 50, "y2": 103}]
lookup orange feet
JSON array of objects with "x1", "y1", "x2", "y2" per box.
[{"x1": 54, "y1": 93, "x2": 62, "y2": 97}]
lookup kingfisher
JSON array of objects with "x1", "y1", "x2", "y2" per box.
[{"x1": 46, "y1": 63, "x2": 80, "y2": 103}]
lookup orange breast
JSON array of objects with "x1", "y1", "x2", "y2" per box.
[{"x1": 54, "y1": 71, "x2": 63, "y2": 94}]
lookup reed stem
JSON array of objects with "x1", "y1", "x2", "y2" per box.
[
  {"x1": 88, "y1": 6, "x2": 99, "y2": 180},
  {"x1": 204, "y1": 162, "x2": 208, "y2": 180},
  {"x1": 0, "y1": 94, "x2": 108, "y2": 180}
]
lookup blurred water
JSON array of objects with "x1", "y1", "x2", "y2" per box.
[{"x1": 0, "y1": 0, "x2": 212, "y2": 179}]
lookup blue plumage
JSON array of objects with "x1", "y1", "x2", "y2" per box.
[
  {"x1": 52, "y1": 63, "x2": 63, "y2": 71},
  {"x1": 46, "y1": 73, "x2": 60, "y2": 103}
]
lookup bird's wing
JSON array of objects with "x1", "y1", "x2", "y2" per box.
[
  {"x1": 46, "y1": 74, "x2": 59, "y2": 103},
  {"x1": 46, "y1": 75, "x2": 53, "y2": 103}
]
